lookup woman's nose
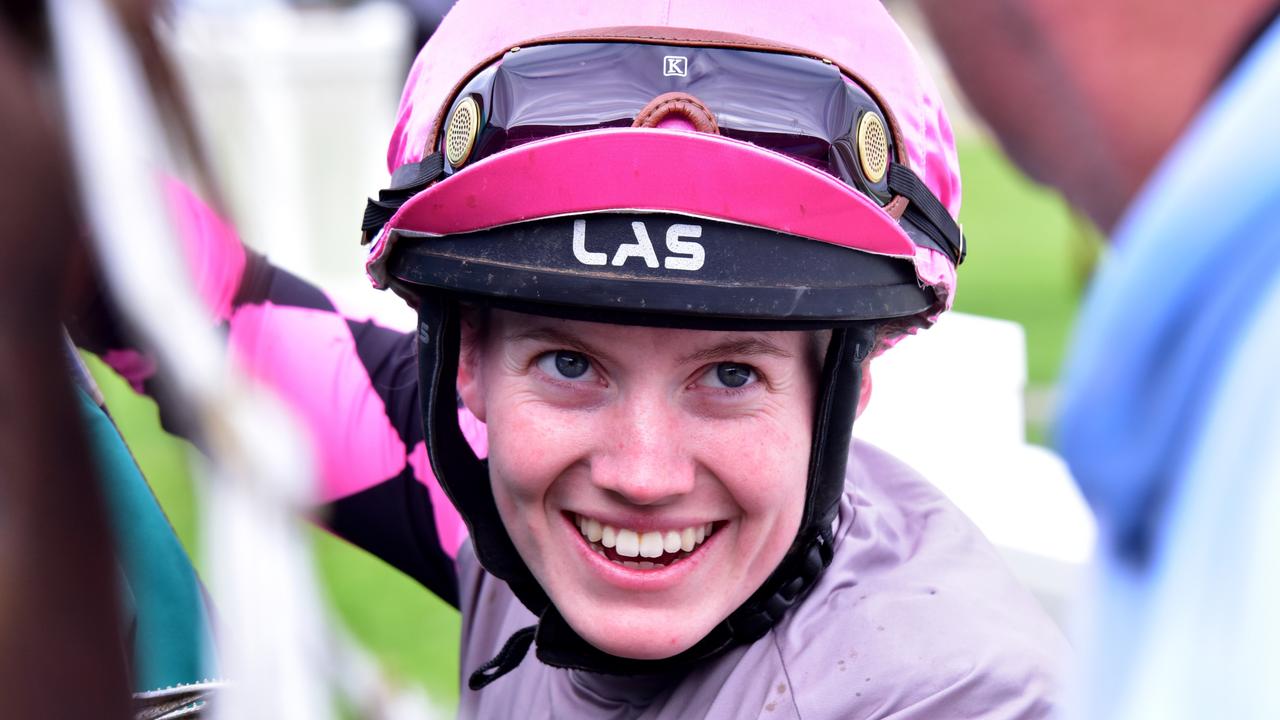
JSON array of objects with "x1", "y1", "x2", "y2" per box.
[{"x1": 588, "y1": 389, "x2": 696, "y2": 506}]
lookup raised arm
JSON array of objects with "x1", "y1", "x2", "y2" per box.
[{"x1": 71, "y1": 178, "x2": 472, "y2": 606}]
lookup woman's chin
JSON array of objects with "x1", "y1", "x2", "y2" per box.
[
  {"x1": 582, "y1": 631, "x2": 700, "y2": 661},
  {"x1": 567, "y1": 611, "x2": 709, "y2": 661}
]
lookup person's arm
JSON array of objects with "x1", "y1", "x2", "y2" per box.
[{"x1": 70, "y1": 179, "x2": 470, "y2": 606}]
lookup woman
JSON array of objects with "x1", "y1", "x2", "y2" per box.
[{"x1": 86, "y1": 0, "x2": 1068, "y2": 715}]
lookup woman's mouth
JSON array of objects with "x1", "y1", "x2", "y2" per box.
[{"x1": 570, "y1": 513, "x2": 717, "y2": 570}]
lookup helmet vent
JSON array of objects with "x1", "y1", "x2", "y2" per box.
[
  {"x1": 856, "y1": 112, "x2": 888, "y2": 184},
  {"x1": 445, "y1": 96, "x2": 480, "y2": 168}
]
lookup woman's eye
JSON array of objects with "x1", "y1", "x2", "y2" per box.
[
  {"x1": 701, "y1": 362, "x2": 758, "y2": 389},
  {"x1": 536, "y1": 351, "x2": 593, "y2": 381}
]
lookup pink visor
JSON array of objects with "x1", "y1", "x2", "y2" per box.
[{"x1": 366, "y1": 128, "x2": 918, "y2": 288}]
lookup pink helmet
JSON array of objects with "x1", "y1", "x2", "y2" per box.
[{"x1": 358, "y1": 0, "x2": 965, "y2": 687}]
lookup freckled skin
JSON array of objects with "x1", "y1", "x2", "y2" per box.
[{"x1": 456, "y1": 310, "x2": 833, "y2": 660}]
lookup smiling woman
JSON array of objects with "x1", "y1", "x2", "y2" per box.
[
  {"x1": 333, "y1": 0, "x2": 1070, "y2": 713},
  {"x1": 77, "y1": 0, "x2": 1068, "y2": 716},
  {"x1": 459, "y1": 313, "x2": 819, "y2": 661}
]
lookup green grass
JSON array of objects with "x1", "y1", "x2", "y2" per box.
[
  {"x1": 312, "y1": 532, "x2": 461, "y2": 705},
  {"x1": 87, "y1": 138, "x2": 1085, "y2": 711},
  {"x1": 952, "y1": 138, "x2": 1095, "y2": 386}
]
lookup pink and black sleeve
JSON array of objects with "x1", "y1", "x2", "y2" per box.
[{"x1": 72, "y1": 179, "x2": 472, "y2": 607}]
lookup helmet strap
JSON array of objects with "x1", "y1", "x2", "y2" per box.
[
  {"x1": 415, "y1": 293, "x2": 551, "y2": 614},
  {"x1": 803, "y1": 325, "x2": 875, "y2": 537}
]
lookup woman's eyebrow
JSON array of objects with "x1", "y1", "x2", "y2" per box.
[
  {"x1": 678, "y1": 337, "x2": 792, "y2": 365},
  {"x1": 505, "y1": 326, "x2": 620, "y2": 366}
]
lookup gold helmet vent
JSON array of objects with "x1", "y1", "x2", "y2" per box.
[
  {"x1": 445, "y1": 96, "x2": 480, "y2": 168},
  {"x1": 856, "y1": 112, "x2": 889, "y2": 184}
]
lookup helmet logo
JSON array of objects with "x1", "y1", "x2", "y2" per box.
[
  {"x1": 856, "y1": 112, "x2": 889, "y2": 184},
  {"x1": 663, "y1": 56, "x2": 689, "y2": 78},
  {"x1": 572, "y1": 219, "x2": 705, "y2": 271},
  {"x1": 445, "y1": 96, "x2": 480, "y2": 168}
]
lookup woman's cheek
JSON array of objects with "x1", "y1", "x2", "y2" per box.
[
  {"x1": 741, "y1": 441, "x2": 806, "y2": 513},
  {"x1": 689, "y1": 413, "x2": 810, "y2": 512},
  {"x1": 489, "y1": 399, "x2": 587, "y2": 499}
]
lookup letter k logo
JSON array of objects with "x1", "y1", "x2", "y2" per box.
[{"x1": 663, "y1": 56, "x2": 688, "y2": 77}]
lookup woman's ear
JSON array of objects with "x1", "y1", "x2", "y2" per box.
[
  {"x1": 855, "y1": 361, "x2": 873, "y2": 419},
  {"x1": 456, "y1": 308, "x2": 487, "y2": 422}
]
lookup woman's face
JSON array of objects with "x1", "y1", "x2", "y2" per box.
[{"x1": 457, "y1": 310, "x2": 821, "y2": 659}]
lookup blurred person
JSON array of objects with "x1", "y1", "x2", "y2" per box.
[
  {"x1": 919, "y1": 1, "x2": 1280, "y2": 717},
  {"x1": 0, "y1": 1, "x2": 217, "y2": 717},
  {"x1": 84, "y1": 0, "x2": 1075, "y2": 715},
  {"x1": 0, "y1": 5, "x2": 131, "y2": 718}
]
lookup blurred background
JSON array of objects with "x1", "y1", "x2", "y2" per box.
[{"x1": 88, "y1": 0, "x2": 1101, "y2": 710}]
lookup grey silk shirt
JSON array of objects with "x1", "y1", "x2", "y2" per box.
[{"x1": 456, "y1": 442, "x2": 1068, "y2": 719}]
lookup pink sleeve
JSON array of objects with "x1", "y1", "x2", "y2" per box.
[{"x1": 98, "y1": 179, "x2": 473, "y2": 583}]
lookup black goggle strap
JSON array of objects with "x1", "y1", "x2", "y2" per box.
[
  {"x1": 888, "y1": 162, "x2": 967, "y2": 265},
  {"x1": 361, "y1": 152, "x2": 446, "y2": 244},
  {"x1": 415, "y1": 292, "x2": 551, "y2": 616}
]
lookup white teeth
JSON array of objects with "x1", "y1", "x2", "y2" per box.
[
  {"x1": 615, "y1": 529, "x2": 640, "y2": 558},
  {"x1": 639, "y1": 531, "x2": 664, "y2": 558},
  {"x1": 575, "y1": 514, "x2": 718, "y2": 563}
]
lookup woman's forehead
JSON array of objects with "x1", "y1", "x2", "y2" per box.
[{"x1": 490, "y1": 309, "x2": 810, "y2": 359}]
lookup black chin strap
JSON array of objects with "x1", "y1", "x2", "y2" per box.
[
  {"x1": 803, "y1": 326, "x2": 874, "y2": 535},
  {"x1": 415, "y1": 294, "x2": 552, "y2": 615},
  {"x1": 469, "y1": 625, "x2": 537, "y2": 690}
]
